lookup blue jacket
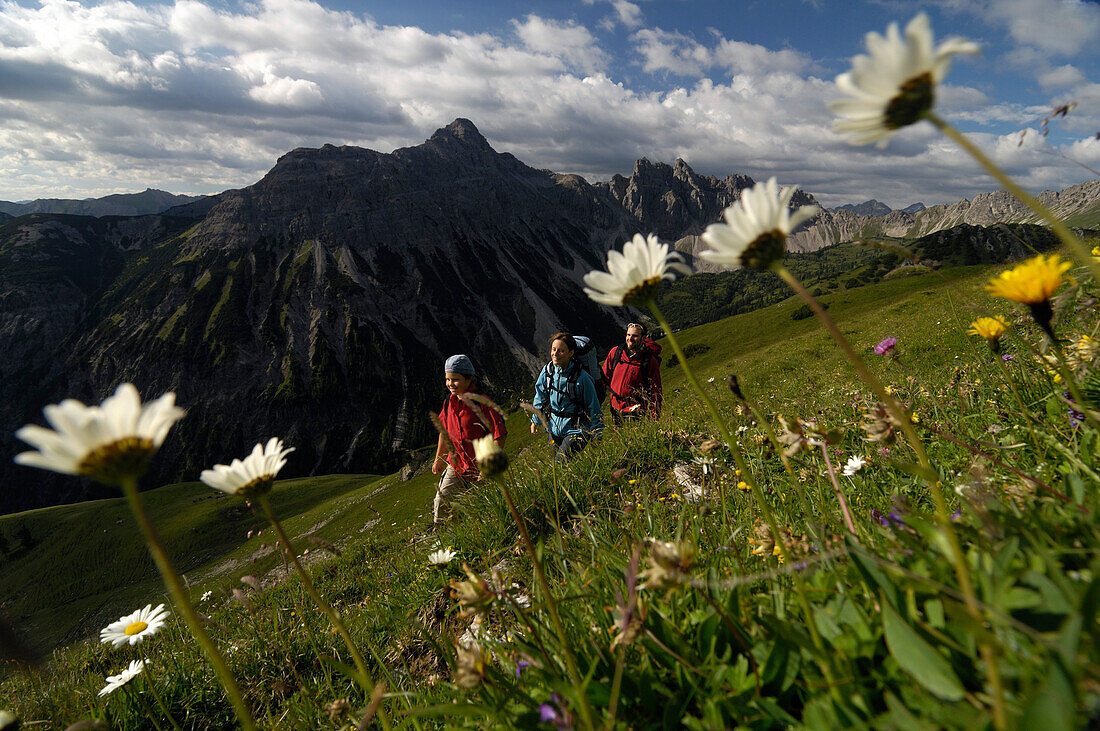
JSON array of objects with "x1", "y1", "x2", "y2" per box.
[{"x1": 531, "y1": 361, "x2": 604, "y2": 439}]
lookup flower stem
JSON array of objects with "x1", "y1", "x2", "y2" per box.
[
  {"x1": 257, "y1": 496, "x2": 391, "y2": 731},
  {"x1": 742, "y1": 395, "x2": 827, "y2": 549},
  {"x1": 142, "y1": 664, "x2": 183, "y2": 731},
  {"x1": 646, "y1": 302, "x2": 732, "y2": 528},
  {"x1": 605, "y1": 646, "x2": 626, "y2": 731},
  {"x1": 774, "y1": 265, "x2": 1006, "y2": 728},
  {"x1": 926, "y1": 112, "x2": 1100, "y2": 285},
  {"x1": 498, "y1": 472, "x2": 595, "y2": 731},
  {"x1": 820, "y1": 444, "x2": 858, "y2": 537},
  {"x1": 120, "y1": 479, "x2": 256, "y2": 731},
  {"x1": 645, "y1": 300, "x2": 844, "y2": 698}
]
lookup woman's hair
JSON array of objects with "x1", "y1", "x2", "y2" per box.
[{"x1": 549, "y1": 332, "x2": 577, "y2": 352}]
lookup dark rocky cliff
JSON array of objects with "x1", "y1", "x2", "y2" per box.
[{"x1": 0, "y1": 120, "x2": 642, "y2": 513}]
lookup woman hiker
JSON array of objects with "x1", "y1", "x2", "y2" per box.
[
  {"x1": 530, "y1": 332, "x2": 604, "y2": 462},
  {"x1": 431, "y1": 354, "x2": 507, "y2": 523}
]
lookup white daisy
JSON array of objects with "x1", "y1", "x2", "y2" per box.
[
  {"x1": 199, "y1": 438, "x2": 294, "y2": 497},
  {"x1": 830, "y1": 13, "x2": 980, "y2": 147},
  {"x1": 692, "y1": 455, "x2": 716, "y2": 475},
  {"x1": 583, "y1": 233, "x2": 692, "y2": 306},
  {"x1": 100, "y1": 603, "x2": 170, "y2": 648},
  {"x1": 428, "y1": 547, "x2": 457, "y2": 565},
  {"x1": 471, "y1": 435, "x2": 508, "y2": 477},
  {"x1": 98, "y1": 659, "x2": 147, "y2": 697},
  {"x1": 14, "y1": 383, "x2": 184, "y2": 486},
  {"x1": 842, "y1": 455, "x2": 867, "y2": 476},
  {"x1": 700, "y1": 178, "x2": 819, "y2": 271},
  {"x1": 200, "y1": 590, "x2": 213, "y2": 602}
]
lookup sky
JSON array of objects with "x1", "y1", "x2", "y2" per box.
[{"x1": 0, "y1": 0, "x2": 1097, "y2": 208}]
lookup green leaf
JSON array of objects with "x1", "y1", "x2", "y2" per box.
[
  {"x1": 848, "y1": 539, "x2": 900, "y2": 610},
  {"x1": 1021, "y1": 656, "x2": 1075, "y2": 731},
  {"x1": 1065, "y1": 473, "x2": 1085, "y2": 505},
  {"x1": 882, "y1": 599, "x2": 965, "y2": 701},
  {"x1": 888, "y1": 459, "x2": 941, "y2": 483}
]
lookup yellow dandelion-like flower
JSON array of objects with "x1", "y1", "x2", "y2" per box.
[
  {"x1": 1092, "y1": 245, "x2": 1100, "y2": 259},
  {"x1": 736, "y1": 481, "x2": 751, "y2": 492},
  {"x1": 967, "y1": 316, "x2": 1008, "y2": 342},
  {"x1": 986, "y1": 254, "x2": 1071, "y2": 305}
]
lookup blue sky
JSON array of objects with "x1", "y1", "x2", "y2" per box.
[{"x1": 0, "y1": 0, "x2": 1097, "y2": 207}]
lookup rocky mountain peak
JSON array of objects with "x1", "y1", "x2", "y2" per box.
[
  {"x1": 428, "y1": 118, "x2": 492, "y2": 151},
  {"x1": 837, "y1": 199, "x2": 892, "y2": 217},
  {"x1": 600, "y1": 157, "x2": 755, "y2": 242}
]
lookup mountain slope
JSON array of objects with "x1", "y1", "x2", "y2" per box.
[{"x1": 0, "y1": 120, "x2": 641, "y2": 513}]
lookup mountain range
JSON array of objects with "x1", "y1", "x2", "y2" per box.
[
  {"x1": 1, "y1": 119, "x2": 1096, "y2": 515},
  {"x1": 834, "y1": 200, "x2": 926, "y2": 216},
  {"x1": 0, "y1": 189, "x2": 205, "y2": 218},
  {"x1": 788, "y1": 179, "x2": 1100, "y2": 251}
]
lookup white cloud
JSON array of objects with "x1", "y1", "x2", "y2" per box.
[
  {"x1": 584, "y1": 0, "x2": 644, "y2": 30},
  {"x1": 511, "y1": 14, "x2": 607, "y2": 73},
  {"x1": 248, "y1": 74, "x2": 324, "y2": 107},
  {"x1": 0, "y1": 0, "x2": 1093, "y2": 210},
  {"x1": 982, "y1": 0, "x2": 1100, "y2": 56},
  {"x1": 611, "y1": 1, "x2": 643, "y2": 29},
  {"x1": 632, "y1": 28, "x2": 809, "y2": 78},
  {"x1": 1038, "y1": 64, "x2": 1086, "y2": 89}
]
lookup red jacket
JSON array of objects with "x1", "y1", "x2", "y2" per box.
[
  {"x1": 601, "y1": 340, "x2": 662, "y2": 417},
  {"x1": 439, "y1": 391, "x2": 507, "y2": 477}
]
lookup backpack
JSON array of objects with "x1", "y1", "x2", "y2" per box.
[
  {"x1": 607, "y1": 339, "x2": 662, "y2": 405},
  {"x1": 540, "y1": 360, "x2": 588, "y2": 426},
  {"x1": 573, "y1": 335, "x2": 606, "y2": 403}
]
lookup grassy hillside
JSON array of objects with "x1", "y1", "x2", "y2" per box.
[
  {"x1": 2, "y1": 256, "x2": 1099, "y2": 728},
  {"x1": 0, "y1": 411, "x2": 543, "y2": 660}
]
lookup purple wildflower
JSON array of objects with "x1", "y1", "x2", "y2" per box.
[
  {"x1": 515, "y1": 659, "x2": 531, "y2": 677},
  {"x1": 950, "y1": 508, "x2": 962, "y2": 521},
  {"x1": 870, "y1": 509, "x2": 905, "y2": 528},
  {"x1": 1002, "y1": 354, "x2": 1015, "y2": 361},
  {"x1": 1065, "y1": 392, "x2": 1086, "y2": 428},
  {"x1": 874, "y1": 337, "x2": 898, "y2": 356},
  {"x1": 540, "y1": 704, "x2": 558, "y2": 722}
]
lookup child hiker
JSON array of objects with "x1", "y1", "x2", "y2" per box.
[{"x1": 431, "y1": 354, "x2": 507, "y2": 523}]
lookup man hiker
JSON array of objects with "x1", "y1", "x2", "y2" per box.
[
  {"x1": 602, "y1": 322, "x2": 662, "y2": 425},
  {"x1": 531, "y1": 332, "x2": 604, "y2": 462}
]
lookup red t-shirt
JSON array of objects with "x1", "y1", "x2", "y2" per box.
[{"x1": 438, "y1": 392, "x2": 507, "y2": 477}]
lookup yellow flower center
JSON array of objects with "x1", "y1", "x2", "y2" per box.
[
  {"x1": 234, "y1": 477, "x2": 274, "y2": 497},
  {"x1": 741, "y1": 230, "x2": 786, "y2": 271},
  {"x1": 885, "y1": 72, "x2": 934, "y2": 130},
  {"x1": 124, "y1": 621, "x2": 148, "y2": 636},
  {"x1": 623, "y1": 275, "x2": 663, "y2": 306},
  {"x1": 78, "y1": 437, "x2": 156, "y2": 486}
]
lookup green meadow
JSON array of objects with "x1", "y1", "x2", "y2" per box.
[{"x1": 2, "y1": 255, "x2": 1099, "y2": 728}]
